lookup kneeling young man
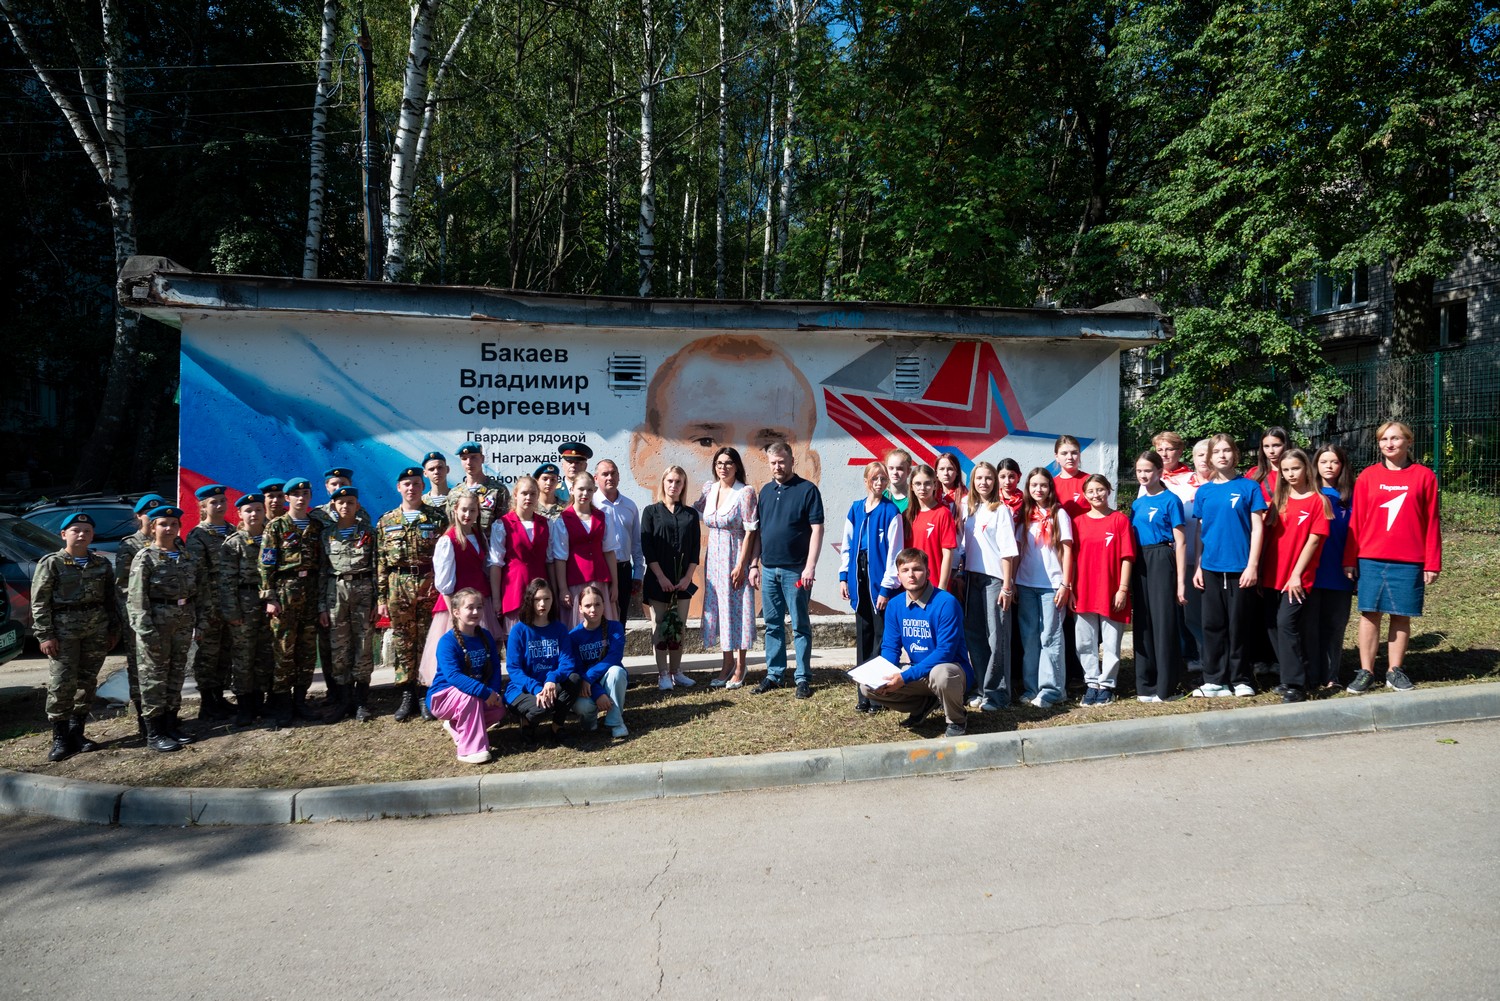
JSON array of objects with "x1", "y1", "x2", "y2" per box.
[{"x1": 862, "y1": 547, "x2": 972, "y2": 737}]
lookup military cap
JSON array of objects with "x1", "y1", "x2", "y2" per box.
[
  {"x1": 144, "y1": 505, "x2": 184, "y2": 522},
  {"x1": 235, "y1": 493, "x2": 264, "y2": 508},
  {"x1": 534, "y1": 462, "x2": 561, "y2": 478},
  {"x1": 396, "y1": 466, "x2": 424, "y2": 481},
  {"x1": 194, "y1": 483, "x2": 227, "y2": 500},
  {"x1": 456, "y1": 442, "x2": 484, "y2": 457},
  {"x1": 132, "y1": 493, "x2": 168, "y2": 515},
  {"x1": 60, "y1": 512, "x2": 95, "y2": 530},
  {"x1": 330, "y1": 485, "x2": 359, "y2": 499},
  {"x1": 283, "y1": 477, "x2": 312, "y2": 492},
  {"x1": 323, "y1": 467, "x2": 353, "y2": 481},
  {"x1": 422, "y1": 451, "x2": 445, "y2": 465},
  {"x1": 558, "y1": 441, "x2": 593, "y2": 462},
  {"x1": 257, "y1": 477, "x2": 287, "y2": 494}
]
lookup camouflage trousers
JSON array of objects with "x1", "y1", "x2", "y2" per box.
[
  {"x1": 44, "y1": 609, "x2": 110, "y2": 719},
  {"x1": 387, "y1": 572, "x2": 437, "y2": 686},
  {"x1": 188, "y1": 609, "x2": 234, "y2": 696},
  {"x1": 327, "y1": 576, "x2": 377, "y2": 685},
  {"x1": 117, "y1": 598, "x2": 141, "y2": 701},
  {"x1": 269, "y1": 576, "x2": 318, "y2": 693},
  {"x1": 137, "y1": 607, "x2": 195, "y2": 717},
  {"x1": 228, "y1": 589, "x2": 275, "y2": 694}
]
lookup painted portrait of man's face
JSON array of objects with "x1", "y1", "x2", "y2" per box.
[{"x1": 630, "y1": 334, "x2": 822, "y2": 496}]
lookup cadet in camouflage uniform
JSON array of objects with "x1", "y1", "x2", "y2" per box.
[
  {"x1": 378, "y1": 464, "x2": 447, "y2": 721},
  {"x1": 534, "y1": 462, "x2": 565, "y2": 519},
  {"x1": 448, "y1": 442, "x2": 510, "y2": 538},
  {"x1": 221, "y1": 492, "x2": 274, "y2": 727},
  {"x1": 114, "y1": 492, "x2": 167, "y2": 735},
  {"x1": 310, "y1": 467, "x2": 371, "y2": 716},
  {"x1": 421, "y1": 450, "x2": 451, "y2": 509},
  {"x1": 32, "y1": 512, "x2": 121, "y2": 761},
  {"x1": 319, "y1": 485, "x2": 378, "y2": 722},
  {"x1": 129, "y1": 506, "x2": 210, "y2": 753},
  {"x1": 259, "y1": 476, "x2": 323, "y2": 727},
  {"x1": 184, "y1": 483, "x2": 235, "y2": 721}
]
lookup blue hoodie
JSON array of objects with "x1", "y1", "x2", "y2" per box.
[
  {"x1": 427, "y1": 628, "x2": 503, "y2": 710},
  {"x1": 880, "y1": 584, "x2": 974, "y2": 688},
  {"x1": 504, "y1": 619, "x2": 572, "y2": 702}
]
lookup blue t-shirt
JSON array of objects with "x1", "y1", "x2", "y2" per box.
[
  {"x1": 1130, "y1": 488, "x2": 1185, "y2": 547},
  {"x1": 757, "y1": 474, "x2": 825, "y2": 570},
  {"x1": 1313, "y1": 487, "x2": 1355, "y2": 591},
  {"x1": 1195, "y1": 477, "x2": 1268, "y2": 573}
]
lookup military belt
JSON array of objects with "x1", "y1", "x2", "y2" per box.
[
  {"x1": 336, "y1": 570, "x2": 375, "y2": 580},
  {"x1": 56, "y1": 602, "x2": 105, "y2": 613},
  {"x1": 394, "y1": 564, "x2": 432, "y2": 574}
]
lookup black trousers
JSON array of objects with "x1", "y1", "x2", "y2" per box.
[
  {"x1": 1303, "y1": 587, "x2": 1353, "y2": 688},
  {"x1": 1200, "y1": 570, "x2": 1255, "y2": 689},
  {"x1": 1266, "y1": 588, "x2": 1309, "y2": 690},
  {"x1": 616, "y1": 561, "x2": 634, "y2": 622},
  {"x1": 1132, "y1": 544, "x2": 1183, "y2": 700},
  {"x1": 853, "y1": 553, "x2": 886, "y2": 707},
  {"x1": 508, "y1": 673, "x2": 582, "y2": 727}
]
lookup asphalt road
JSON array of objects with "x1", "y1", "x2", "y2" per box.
[{"x1": 2, "y1": 722, "x2": 1496, "y2": 1001}]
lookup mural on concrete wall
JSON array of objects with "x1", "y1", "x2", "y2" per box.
[{"x1": 176, "y1": 312, "x2": 1120, "y2": 609}]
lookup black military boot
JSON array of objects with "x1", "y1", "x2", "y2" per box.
[
  {"x1": 215, "y1": 690, "x2": 238, "y2": 720},
  {"x1": 353, "y1": 682, "x2": 372, "y2": 722},
  {"x1": 232, "y1": 692, "x2": 258, "y2": 727},
  {"x1": 270, "y1": 691, "x2": 294, "y2": 728},
  {"x1": 291, "y1": 686, "x2": 321, "y2": 722},
  {"x1": 164, "y1": 710, "x2": 195, "y2": 745},
  {"x1": 320, "y1": 679, "x2": 345, "y2": 722},
  {"x1": 419, "y1": 685, "x2": 436, "y2": 721},
  {"x1": 132, "y1": 697, "x2": 147, "y2": 741},
  {"x1": 144, "y1": 714, "x2": 181, "y2": 753},
  {"x1": 67, "y1": 716, "x2": 98, "y2": 754},
  {"x1": 393, "y1": 683, "x2": 418, "y2": 722},
  {"x1": 47, "y1": 719, "x2": 74, "y2": 762}
]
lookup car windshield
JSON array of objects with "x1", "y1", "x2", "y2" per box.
[
  {"x1": 0, "y1": 516, "x2": 61, "y2": 559},
  {"x1": 27, "y1": 505, "x2": 137, "y2": 540}
]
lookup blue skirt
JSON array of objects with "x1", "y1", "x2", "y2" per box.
[{"x1": 1356, "y1": 559, "x2": 1425, "y2": 617}]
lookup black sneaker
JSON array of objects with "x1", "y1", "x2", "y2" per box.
[
  {"x1": 753, "y1": 678, "x2": 780, "y2": 694},
  {"x1": 1281, "y1": 686, "x2": 1307, "y2": 703},
  {"x1": 944, "y1": 722, "x2": 967, "y2": 738},
  {"x1": 1273, "y1": 683, "x2": 1290, "y2": 696},
  {"x1": 1347, "y1": 669, "x2": 1375, "y2": 694},
  {"x1": 900, "y1": 696, "x2": 939, "y2": 728},
  {"x1": 1386, "y1": 667, "x2": 1415, "y2": 691},
  {"x1": 795, "y1": 682, "x2": 812, "y2": 699}
]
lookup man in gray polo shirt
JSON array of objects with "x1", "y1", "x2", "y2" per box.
[{"x1": 750, "y1": 442, "x2": 824, "y2": 698}]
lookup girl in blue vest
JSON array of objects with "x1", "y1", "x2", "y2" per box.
[{"x1": 838, "y1": 461, "x2": 904, "y2": 713}]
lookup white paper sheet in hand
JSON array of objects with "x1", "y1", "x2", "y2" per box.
[{"x1": 847, "y1": 656, "x2": 900, "y2": 688}]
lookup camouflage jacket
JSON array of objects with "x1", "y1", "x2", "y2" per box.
[
  {"x1": 446, "y1": 477, "x2": 511, "y2": 537},
  {"x1": 375, "y1": 504, "x2": 447, "y2": 605},
  {"x1": 219, "y1": 529, "x2": 265, "y2": 620},
  {"x1": 31, "y1": 549, "x2": 120, "y2": 641},
  {"x1": 128, "y1": 546, "x2": 211, "y2": 634},
  {"x1": 320, "y1": 522, "x2": 378, "y2": 614},
  {"x1": 258, "y1": 513, "x2": 324, "y2": 597}
]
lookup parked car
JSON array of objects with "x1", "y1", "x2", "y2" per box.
[
  {"x1": 0, "y1": 512, "x2": 65, "y2": 639},
  {"x1": 23, "y1": 494, "x2": 146, "y2": 555},
  {"x1": 0, "y1": 580, "x2": 21, "y2": 665}
]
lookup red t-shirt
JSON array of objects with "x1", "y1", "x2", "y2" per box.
[
  {"x1": 910, "y1": 506, "x2": 958, "y2": 584},
  {"x1": 1261, "y1": 492, "x2": 1330, "y2": 591},
  {"x1": 1053, "y1": 470, "x2": 1090, "y2": 520},
  {"x1": 1072, "y1": 509, "x2": 1135, "y2": 621},
  {"x1": 1344, "y1": 462, "x2": 1443, "y2": 571}
]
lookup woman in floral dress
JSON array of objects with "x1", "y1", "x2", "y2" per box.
[{"x1": 696, "y1": 446, "x2": 758, "y2": 687}]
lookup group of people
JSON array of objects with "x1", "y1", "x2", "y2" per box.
[
  {"x1": 835, "y1": 422, "x2": 1442, "y2": 739},
  {"x1": 32, "y1": 419, "x2": 1440, "y2": 765}
]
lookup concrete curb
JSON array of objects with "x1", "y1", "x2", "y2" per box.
[{"x1": 3, "y1": 683, "x2": 1496, "y2": 827}]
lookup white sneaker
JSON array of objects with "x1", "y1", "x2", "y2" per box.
[
  {"x1": 1232, "y1": 683, "x2": 1255, "y2": 697},
  {"x1": 441, "y1": 720, "x2": 456, "y2": 738},
  {"x1": 1190, "y1": 683, "x2": 1231, "y2": 698},
  {"x1": 610, "y1": 723, "x2": 630, "y2": 738},
  {"x1": 1029, "y1": 695, "x2": 1048, "y2": 708},
  {"x1": 966, "y1": 696, "x2": 985, "y2": 710},
  {"x1": 672, "y1": 672, "x2": 696, "y2": 687},
  {"x1": 658, "y1": 675, "x2": 674, "y2": 691},
  {"x1": 457, "y1": 749, "x2": 493, "y2": 764},
  {"x1": 1137, "y1": 695, "x2": 1162, "y2": 703}
]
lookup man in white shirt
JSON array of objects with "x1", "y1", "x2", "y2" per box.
[{"x1": 593, "y1": 459, "x2": 644, "y2": 621}]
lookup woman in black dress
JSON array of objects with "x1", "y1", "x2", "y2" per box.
[{"x1": 642, "y1": 464, "x2": 702, "y2": 691}]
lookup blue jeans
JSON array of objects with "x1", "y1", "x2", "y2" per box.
[
  {"x1": 1017, "y1": 585, "x2": 1064, "y2": 705},
  {"x1": 761, "y1": 567, "x2": 812, "y2": 684},
  {"x1": 575, "y1": 665, "x2": 628, "y2": 727},
  {"x1": 963, "y1": 572, "x2": 1011, "y2": 707}
]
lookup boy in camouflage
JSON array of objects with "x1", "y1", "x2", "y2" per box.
[
  {"x1": 221, "y1": 493, "x2": 274, "y2": 726},
  {"x1": 184, "y1": 483, "x2": 235, "y2": 721},
  {"x1": 447, "y1": 442, "x2": 510, "y2": 537},
  {"x1": 378, "y1": 465, "x2": 447, "y2": 721},
  {"x1": 114, "y1": 492, "x2": 166, "y2": 737},
  {"x1": 259, "y1": 477, "x2": 323, "y2": 727},
  {"x1": 319, "y1": 485, "x2": 378, "y2": 722},
  {"x1": 32, "y1": 512, "x2": 120, "y2": 761},
  {"x1": 129, "y1": 506, "x2": 211, "y2": 753}
]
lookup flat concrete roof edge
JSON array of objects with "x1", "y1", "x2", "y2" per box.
[{"x1": 3, "y1": 683, "x2": 1493, "y2": 827}]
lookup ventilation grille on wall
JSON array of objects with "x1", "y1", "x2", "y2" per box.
[
  {"x1": 608, "y1": 353, "x2": 647, "y2": 393},
  {"x1": 893, "y1": 355, "x2": 924, "y2": 399}
]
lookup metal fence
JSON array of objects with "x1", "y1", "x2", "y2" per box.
[{"x1": 1119, "y1": 343, "x2": 1500, "y2": 530}]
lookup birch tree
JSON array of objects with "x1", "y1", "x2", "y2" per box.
[
  {"x1": 2, "y1": 0, "x2": 139, "y2": 489},
  {"x1": 382, "y1": 0, "x2": 438, "y2": 282},
  {"x1": 303, "y1": 0, "x2": 341, "y2": 279}
]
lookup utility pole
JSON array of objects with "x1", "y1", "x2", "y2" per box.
[{"x1": 358, "y1": 16, "x2": 382, "y2": 281}]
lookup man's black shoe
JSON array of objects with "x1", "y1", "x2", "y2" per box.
[
  {"x1": 901, "y1": 696, "x2": 939, "y2": 728},
  {"x1": 753, "y1": 678, "x2": 779, "y2": 694},
  {"x1": 795, "y1": 682, "x2": 812, "y2": 699}
]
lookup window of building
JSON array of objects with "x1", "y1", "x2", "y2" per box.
[
  {"x1": 1438, "y1": 299, "x2": 1468, "y2": 348},
  {"x1": 1311, "y1": 267, "x2": 1369, "y2": 312}
]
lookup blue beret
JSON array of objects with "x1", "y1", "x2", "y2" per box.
[
  {"x1": 330, "y1": 485, "x2": 359, "y2": 499},
  {"x1": 323, "y1": 467, "x2": 353, "y2": 480},
  {"x1": 257, "y1": 477, "x2": 287, "y2": 493},
  {"x1": 534, "y1": 462, "x2": 561, "y2": 478},
  {"x1": 396, "y1": 466, "x2": 424, "y2": 481},
  {"x1": 422, "y1": 451, "x2": 445, "y2": 464},
  {"x1": 60, "y1": 512, "x2": 95, "y2": 530},
  {"x1": 194, "y1": 483, "x2": 227, "y2": 500},
  {"x1": 235, "y1": 493, "x2": 264, "y2": 508},
  {"x1": 456, "y1": 442, "x2": 483, "y2": 456},
  {"x1": 132, "y1": 493, "x2": 167, "y2": 515},
  {"x1": 283, "y1": 477, "x2": 312, "y2": 491},
  {"x1": 144, "y1": 506, "x2": 184, "y2": 521}
]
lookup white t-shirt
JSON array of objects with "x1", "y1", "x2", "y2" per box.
[
  {"x1": 961, "y1": 502, "x2": 1020, "y2": 578},
  {"x1": 1015, "y1": 508, "x2": 1074, "y2": 590}
]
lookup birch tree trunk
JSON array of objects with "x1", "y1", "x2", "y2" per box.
[
  {"x1": 2, "y1": 0, "x2": 139, "y2": 490},
  {"x1": 773, "y1": 0, "x2": 806, "y2": 299},
  {"x1": 412, "y1": 2, "x2": 486, "y2": 191},
  {"x1": 760, "y1": 51, "x2": 778, "y2": 300},
  {"x1": 383, "y1": 0, "x2": 438, "y2": 282},
  {"x1": 715, "y1": 0, "x2": 728, "y2": 298},
  {"x1": 302, "y1": 0, "x2": 340, "y2": 279},
  {"x1": 637, "y1": 0, "x2": 658, "y2": 296},
  {"x1": 605, "y1": 7, "x2": 622, "y2": 294}
]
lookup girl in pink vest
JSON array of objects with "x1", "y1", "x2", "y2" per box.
[
  {"x1": 418, "y1": 492, "x2": 500, "y2": 684},
  {"x1": 549, "y1": 471, "x2": 620, "y2": 627},
  {"x1": 487, "y1": 476, "x2": 552, "y2": 632}
]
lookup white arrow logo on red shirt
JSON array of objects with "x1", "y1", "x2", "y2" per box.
[{"x1": 1379, "y1": 492, "x2": 1407, "y2": 531}]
